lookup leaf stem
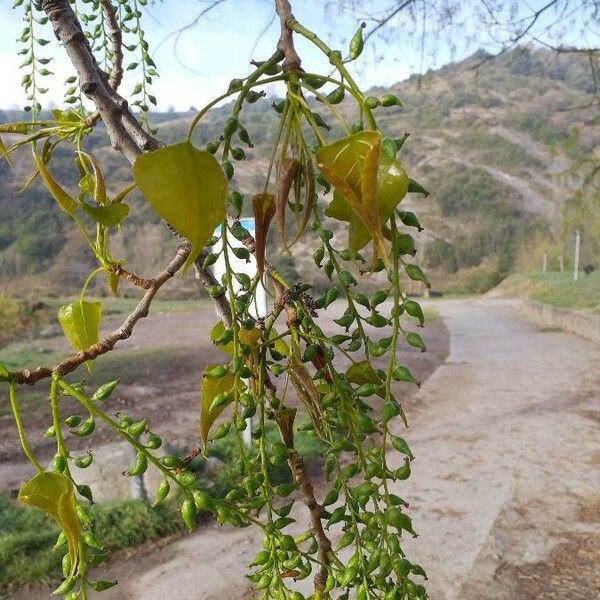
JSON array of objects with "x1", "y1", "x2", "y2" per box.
[{"x1": 8, "y1": 381, "x2": 44, "y2": 472}]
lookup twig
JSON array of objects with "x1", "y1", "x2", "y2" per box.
[
  {"x1": 111, "y1": 263, "x2": 154, "y2": 290},
  {"x1": 288, "y1": 451, "x2": 331, "y2": 591},
  {"x1": 194, "y1": 251, "x2": 232, "y2": 327}
]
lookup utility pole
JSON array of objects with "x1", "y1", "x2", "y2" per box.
[{"x1": 573, "y1": 230, "x2": 581, "y2": 282}]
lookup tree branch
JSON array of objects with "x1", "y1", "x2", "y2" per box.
[
  {"x1": 275, "y1": 0, "x2": 301, "y2": 71},
  {"x1": 11, "y1": 242, "x2": 191, "y2": 386},
  {"x1": 39, "y1": 0, "x2": 237, "y2": 350},
  {"x1": 42, "y1": 0, "x2": 159, "y2": 162}
]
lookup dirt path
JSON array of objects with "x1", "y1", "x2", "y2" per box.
[
  {"x1": 390, "y1": 298, "x2": 600, "y2": 600},
  {"x1": 97, "y1": 298, "x2": 599, "y2": 600}
]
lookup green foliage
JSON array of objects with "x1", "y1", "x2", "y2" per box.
[
  {"x1": 0, "y1": 294, "x2": 27, "y2": 345},
  {"x1": 91, "y1": 500, "x2": 182, "y2": 550},
  {"x1": 0, "y1": 495, "x2": 182, "y2": 591},
  {"x1": 499, "y1": 271, "x2": 600, "y2": 312},
  {"x1": 433, "y1": 167, "x2": 510, "y2": 217},
  {"x1": 510, "y1": 112, "x2": 569, "y2": 146}
]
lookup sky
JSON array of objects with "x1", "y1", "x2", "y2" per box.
[{"x1": 0, "y1": 0, "x2": 593, "y2": 112}]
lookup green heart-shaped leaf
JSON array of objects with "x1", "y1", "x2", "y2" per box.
[
  {"x1": 18, "y1": 471, "x2": 80, "y2": 578},
  {"x1": 133, "y1": 142, "x2": 228, "y2": 273},
  {"x1": 316, "y1": 131, "x2": 386, "y2": 257},
  {"x1": 58, "y1": 300, "x2": 102, "y2": 371},
  {"x1": 325, "y1": 155, "x2": 409, "y2": 252}
]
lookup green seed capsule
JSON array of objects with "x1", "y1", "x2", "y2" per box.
[
  {"x1": 222, "y1": 160, "x2": 234, "y2": 180},
  {"x1": 52, "y1": 454, "x2": 67, "y2": 473},
  {"x1": 250, "y1": 549, "x2": 270, "y2": 566},
  {"x1": 74, "y1": 452, "x2": 93, "y2": 469},
  {"x1": 127, "y1": 418, "x2": 148, "y2": 438},
  {"x1": 326, "y1": 86, "x2": 345, "y2": 104},
  {"x1": 223, "y1": 116, "x2": 238, "y2": 137},
  {"x1": 53, "y1": 531, "x2": 67, "y2": 551},
  {"x1": 231, "y1": 147, "x2": 246, "y2": 161},
  {"x1": 205, "y1": 141, "x2": 220, "y2": 154},
  {"x1": 76, "y1": 504, "x2": 91, "y2": 523},
  {"x1": 272, "y1": 100, "x2": 285, "y2": 113},
  {"x1": 126, "y1": 451, "x2": 148, "y2": 476},
  {"x1": 350, "y1": 118, "x2": 364, "y2": 133},
  {"x1": 313, "y1": 246, "x2": 325, "y2": 267},
  {"x1": 381, "y1": 93, "x2": 402, "y2": 107},
  {"x1": 178, "y1": 470, "x2": 197, "y2": 488},
  {"x1": 43, "y1": 425, "x2": 56, "y2": 438},
  {"x1": 341, "y1": 565, "x2": 358, "y2": 587},
  {"x1": 118, "y1": 415, "x2": 133, "y2": 429},
  {"x1": 227, "y1": 78, "x2": 244, "y2": 92},
  {"x1": 348, "y1": 22, "x2": 366, "y2": 60},
  {"x1": 365, "y1": 95, "x2": 380, "y2": 108},
  {"x1": 301, "y1": 74, "x2": 326, "y2": 89},
  {"x1": 72, "y1": 417, "x2": 95, "y2": 437},
  {"x1": 53, "y1": 577, "x2": 75, "y2": 595},
  {"x1": 145, "y1": 432, "x2": 162, "y2": 449},
  {"x1": 181, "y1": 497, "x2": 198, "y2": 531},
  {"x1": 161, "y1": 455, "x2": 182, "y2": 469},
  {"x1": 245, "y1": 90, "x2": 265, "y2": 103},
  {"x1": 61, "y1": 552, "x2": 72, "y2": 578},
  {"x1": 256, "y1": 573, "x2": 272, "y2": 589},
  {"x1": 237, "y1": 126, "x2": 252, "y2": 147},
  {"x1": 153, "y1": 479, "x2": 170, "y2": 506},
  {"x1": 91, "y1": 379, "x2": 120, "y2": 401},
  {"x1": 64, "y1": 415, "x2": 81, "y2": 428},
  {"x1": 206, "y1": 365, "x2": 229, "y2": 378},
  {"x1": 312, "y1": 112, "x2": 330, "y2": 130},
  {"x1": 382, "y1": 401, "x2": 399, "y2": 423},
  {"x1": 91, "y1": 580, "x2": 118, "y2": 592},
  {"x1": 83, "y1": 531, "x2": 103, "y2": 549},
  {"x1": 192, "y1": 489, "x2": 214, "y2": 511},
  {"x1": 211, "y1": 421, "x2": 231, "y2": 440}
]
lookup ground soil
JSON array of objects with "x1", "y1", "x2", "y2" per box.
[{"x1": 0, "y1": 300, "x2": 448, "y2": 495}]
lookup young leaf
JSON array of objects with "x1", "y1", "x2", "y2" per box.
[
  {"x1": 346, "y1": 360, "x2": 385, "y2": 397},
  {"x1": 78, "y1": 202, "x2": 129, "y2": 227},
  {"x1": 58, "y1": 300, "x2": 102, "y2": 371},
  {"x1": 80, "y1": 152, "x2": 108, "y2": 204},
  {"x1": 33, "y1": 150, "x2": 77, "y2": 213},
  {"x1": 200, "y1": 365, "x2": 237, "y2": 448},
  {"x1": 316, "y1": 131, "x2": 386, "y2": 258},
  {"x1": 252, "y1": 193, "x2": 275, "y2": 276},
  {"x1": 18, "y1": 472, "x2": 80, "y2": 578},
  {"x1": 133, "y1": 142, "x2": 228, "y2": 273},
  {"x1": 275, "y1": 158, "x2": 300, "y2": 247},
  {"x1": 324, "y1": 152, "x2": 409, "y2": 253}
]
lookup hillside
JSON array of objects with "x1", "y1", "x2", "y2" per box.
[{"x1": 0, "y1": 46, "x2": 597, "y2": 296}]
